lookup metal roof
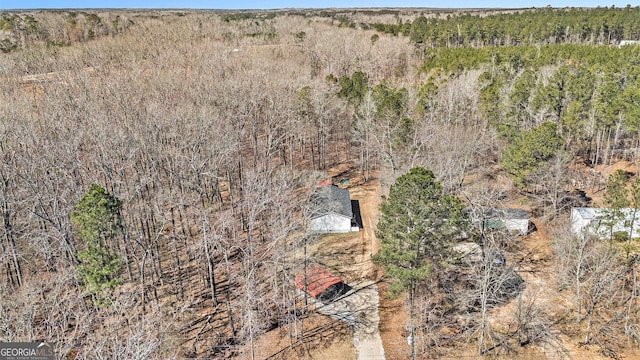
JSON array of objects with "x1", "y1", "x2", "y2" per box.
[
  {"x1": 466, "y1": 208, "x2": 530, "y2": 220},
  {"x1": 572, "y1": 207, "x2": 640, "y2": 220},
  {"x1": 573, "y1": 207, "x2": 600, "y2": 219},
  {"x1": 486, "y1": 208, "x2": 529, "y2": 220},
  {"x1": 311, "y1": 185, "x2": 353, "y2": 219},
  {"x1": 293, "y1": 266, "x2": 343, "y2": 299}
]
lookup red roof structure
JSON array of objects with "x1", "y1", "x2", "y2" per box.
[{"x1": 294, "y1": 266, "x2": 343, "y2": 298}]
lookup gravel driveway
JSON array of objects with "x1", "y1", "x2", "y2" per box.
[{"x1": 312, "y1": 280, "x2": 386, "y2": 360}]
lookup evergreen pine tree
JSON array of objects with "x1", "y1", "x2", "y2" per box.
[
  {"x1": 372, "y1": 167, "x2": 467, "y2": 297},
  {"x1": 372, "y1": 167, "x2": 467, "y2": 360},
  {"x1": 602, "y1": 169, "x2": 630, "y2": 242},
  {"x1": 71, "y1": 183, "x2": 122, "y2": 295},
  {"x1": 502, "y1": 122, "x2": 563, "y2": 189}
]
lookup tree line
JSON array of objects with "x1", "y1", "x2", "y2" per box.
[
  {"x1": 3, "y1": 7, "x2": 640, "y2": 359},
  {"x1": 368, "y1": 6, "x2": 640, "y2": 47}
]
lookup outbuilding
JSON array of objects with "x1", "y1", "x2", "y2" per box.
[
  {"x1": 293, "y1": 266, "x2": 351, "y2": 303},
  {"x1": 571, "y1": 207, "x2": 640, "y2": 239},
  {"x1": 468, "y1": 208, "x2": 532, "y2": 235},
  {"x1": 309, "y1": 184, "x2": 360, "y2": 233}
]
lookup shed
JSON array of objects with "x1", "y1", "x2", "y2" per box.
[
  {"x1": 469, "y1": 208, "x2": 532, "y2": 235},
  {"x1": 620, "y1": 40, "x2": 640, "y2": 47},
  {"x1": 294, "y1": 266, "x2": 351, "y2": 303},
  {"x1": 309, "y1": 184, "x2": 359, "y2": 233},
  {"x1": 571, "y1": 207, "x2": 640, "y2": 239}
]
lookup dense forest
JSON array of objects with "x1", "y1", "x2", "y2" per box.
[
  {"x1": 2, "y1": 6, "x2": 640, "y2": 359},
  {"x1": 373, "y1": 6, "x2": 640, "y2": 46}
]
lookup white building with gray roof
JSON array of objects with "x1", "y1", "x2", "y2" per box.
[
  {"x1": 571, "y1": 207, "x2": 640, "y2": 239},
  {"x1": 467, "y1": 208, "x2": 532, "y2": 236},
  {"x1": 309, "y1": 185, "x2": 360, "y2": 234}
]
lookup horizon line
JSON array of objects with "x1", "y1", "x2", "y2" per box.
[{"x1": 1, "y1": 5, "x2": 623, "y2": 11}]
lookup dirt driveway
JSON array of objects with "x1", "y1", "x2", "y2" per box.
[
  {"x1": 253, "y1": 178, "x2": 387, "y2": 360},
  {"x1": 308, "y1": 279, "x2": 385, "y2": 360},
  {"x1": 305, "y1": 179, "x2": 386, "y2": 360}
]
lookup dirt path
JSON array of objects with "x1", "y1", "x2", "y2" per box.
[
  {"x1": 352, "y1": 286, "x2": 385, "y2": 360},
  {"x1": 348, "y1": 181, "x2": 386, "y2": 360},
  {"x1": 308, "y1": 279, "x2": 384, "y2": 359},
  {"x1": 283, "y1": 178, "x2": 386, "y2": 359}
]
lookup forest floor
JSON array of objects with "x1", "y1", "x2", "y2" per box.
[
  {"x1": 342, "y1": 180, "x2": 386, "y2": 360},
  {"x1": 249, "y1": 173, "x2": 386, "y2": 359},
  {"x1": 254, "y1": 161, "x2": 640, "y2": 359},
  {"x1": 304, "y1": 177, "x2": 387, "y2": 360},
  {"x1": 356, "y1": 160, "x2": 640, "y2": 359}
]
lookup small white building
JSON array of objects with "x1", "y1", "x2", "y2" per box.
[
  {"x1": 619, "y1": 40, "x2": 640, "y2": 47},
  {"x1": 468, "y1": 208, "x2": 532, "y2": 236},
  {"x1": 309, "y1": 185, "x2": 359, "y2": 234},
  {"x1": 571, "y1": 207, "x2": 640, "y2": 239}
]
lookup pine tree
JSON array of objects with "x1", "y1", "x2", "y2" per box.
[
  {"x1": 71, "y1": 183, "x2": 122, "y2": 295},
  {"x1": 372, "y1": 167, "x2": 467, "y2": 296},
  {"x1": 502, "y1": 122, "x2": 563, "y2": 189},
  {"x1": 372, "y1": 167, "x2": 467, "y2": 360},
  {"x1": 602, "y1": 169, "x2": 630, "y2": 242}
]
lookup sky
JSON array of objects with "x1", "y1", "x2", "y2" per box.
[{"x1": 2, "y1": 0, "x2": 638, "y2": 10}]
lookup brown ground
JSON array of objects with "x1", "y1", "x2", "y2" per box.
[
  {"x1": 378, "y1": 282, "x2": 411, "y2": 360},
  {"x1": 246, "y1": 169, "x2": 386, "y2": 359},
  {"x1": 251, "y1": 160, "x2": 640, "y2": 359},
  {"x1": 439, "y1": 218, "x2": 621, "y2": 360},
  {"x1": 249, "y1": 314, "x2": 355, "y2": 360}
]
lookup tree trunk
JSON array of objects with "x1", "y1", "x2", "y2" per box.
[{"x1": 204, "y1": 232, "x2": 218, "y2": 307}]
